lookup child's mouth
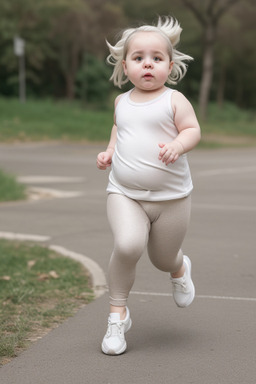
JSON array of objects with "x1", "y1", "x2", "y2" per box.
[{"x1": 144, "y1": 73, "x2": 153, "y2": 79}]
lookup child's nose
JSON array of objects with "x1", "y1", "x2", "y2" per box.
[{"x1": 143, "y1": 58, "x2": 153, "y2": 68}]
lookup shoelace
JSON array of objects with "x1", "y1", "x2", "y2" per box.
[
  {"x1": 171, "y1": 277, "x2": 187, "y2": 291},
  {"x1": 107, "y1": 321, "x2": 123, "y2": 337}
]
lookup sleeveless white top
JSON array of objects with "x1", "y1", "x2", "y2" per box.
[{"x1": 107, "y1": 88, "x2": 193, "y2": 201}]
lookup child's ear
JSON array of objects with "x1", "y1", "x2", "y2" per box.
[
  {"x1": 122, "y1": 60, "x2": 128, "y2": 75},
  {"x1": 169, "y1": 60, "x2": 174, "y2": 75}
]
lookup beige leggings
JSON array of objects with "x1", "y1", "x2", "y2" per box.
[{"x1": 107, "y1": 193, "x2": 191, "y2": 306}]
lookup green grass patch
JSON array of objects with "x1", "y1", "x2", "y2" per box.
[
  {"x1": 0, "y1": 97, "x2": 255, "y2": 146},
  {"x1": 0, "y1": 240, "x2": 94, "y2": 365},
  {"x1": 200, "y1": 102, "x2": 256, "y2": 136},
  {"x1": 0, "y1": 98, "x2": 113, "y2": 142},
  {"x1": 0, "y1": 169, "x2": 26, "y2": 202}
]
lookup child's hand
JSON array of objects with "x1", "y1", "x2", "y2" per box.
[
  {"x1": 158, "y1": 141, "x2": 184, "y2": 165},
  {"x1": 97, "y1": 151, "x2": 112, "y2": 170}
]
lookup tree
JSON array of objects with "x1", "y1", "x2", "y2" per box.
[
  {"x1": 0, "y1": 0, "x2": 125, "y2": 99},
  {"x1": 215, "y1": 0, "x2": 256, "y2": 108},
  {"x1": 181, "y1": 0, "x2": 241, "y2": 120},
  {"x1": 49, "y1": 1, "x2": 89, "y2": 99},
  {"x1": 76, "y1": 54, "x2": 112, "y2": 106},
  {"x1": 0, "y1": 0, "x2": 54, "y2": 96},
  {"x1": 48, "y1": 0, "x2": 125, "y2": 99}
]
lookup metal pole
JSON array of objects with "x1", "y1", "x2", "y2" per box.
[
  {"x1": 14, "y1": 36, "x2": 26, "y2": 103},
  {"x1": 19, "y1": 54, "x2": 26, "y2": 103}
]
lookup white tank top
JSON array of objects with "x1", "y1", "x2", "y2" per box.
[{"x1": 107, "y1": 88, "x2": 193, "y2": 201}]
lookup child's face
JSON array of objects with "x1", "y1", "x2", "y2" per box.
[{"x1": 122, "y1": 32, "x2": 173, "y2": 92}]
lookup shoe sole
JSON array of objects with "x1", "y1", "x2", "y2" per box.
[{"x1": 101, "y1": 341, "x2": 127, "y2": 356}]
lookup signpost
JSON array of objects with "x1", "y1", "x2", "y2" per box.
[{"x1": 14, "y1": 36, "x2": 26, "y2": 103}]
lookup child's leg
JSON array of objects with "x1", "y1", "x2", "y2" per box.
[
  {"x1": 107, "y1": 193, "x2": 150, "y2": 311},
  {"x1": 146, "y1": 195, "x2": 191, "y2": 273},
  {"x1": 146, "y1": 196, "x2": 195, "y2": 307}
]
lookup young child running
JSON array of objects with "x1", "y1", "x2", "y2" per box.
[{"x1": 97, "y1": 16, "x2": 201, "y2": 355}]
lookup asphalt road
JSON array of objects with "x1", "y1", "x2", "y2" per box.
[{"x1": 0, "y1": 142, "x2": 255, "y2": 384}]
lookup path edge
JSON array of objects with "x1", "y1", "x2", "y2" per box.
[{"x1": 0, "y1": 231, "x2": 107, "y2": 299}]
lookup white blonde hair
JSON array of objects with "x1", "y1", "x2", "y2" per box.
[{"x1": 106, "y1": 16, "x2": 193, "y2": 88}]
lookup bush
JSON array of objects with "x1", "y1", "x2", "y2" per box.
[{"x1": 76, "y1": 55, "x2": 113, "y2": 108}]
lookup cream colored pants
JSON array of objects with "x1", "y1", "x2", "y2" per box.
[{"x1": 107, "y1": 193, "x2": 191, "y2": 306}]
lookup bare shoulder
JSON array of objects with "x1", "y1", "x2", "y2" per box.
[
  {"x1": 171, "y1": 91, "x2": 200, "y2": 131},
  {"x1": 114, "y1": 94, "x2": 124, "y2": 108},
  {"x1": 172, "y1": 91, "x2": 193, "y2": 112}
]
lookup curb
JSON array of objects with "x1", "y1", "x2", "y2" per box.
[
  {"x1": 49, "y1": 245, "x2": 107, "y2": 297},
  {"x1": 0, "y1": 231, "x2": 107, "y2": 298}
]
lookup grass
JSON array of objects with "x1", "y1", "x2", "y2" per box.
[
  {"x1": 0, "y1": 239, "x2": 94, "y2": 365},
  {"x1": 0, "y1": 169, "x2": 26, "y2": 202},
  {"x1": 0, "y1": 97, "x2": 255, "y2": 145},
  {"x1": 199, "y1": 102, "x2": 256, "y2": 146},
  {"x1": 0, "y1": 98, "x2": 113, "y2": 142}
]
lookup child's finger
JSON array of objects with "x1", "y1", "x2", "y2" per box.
[{"x1": 158, "y1": 143, "x2": 167, "y2": 159}]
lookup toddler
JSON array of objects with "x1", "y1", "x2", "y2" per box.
[{"x1": 97, "y1": 16, "x2": 201, "y2": 355}]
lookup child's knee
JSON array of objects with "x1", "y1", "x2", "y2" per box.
[
  {"x1": 114, "y1": 235, "x2": 146, "y2": 263},
  {"x1": 148, "y1": 250, "x2": 183, "y2": 273}
]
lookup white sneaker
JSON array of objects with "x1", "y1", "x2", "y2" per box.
[
  {"x1": 101, "y1": 307, "x2": 132, "y2": 355},
  {"x1": 170, "y1": 255, "x2": 195, "y2": 308}
]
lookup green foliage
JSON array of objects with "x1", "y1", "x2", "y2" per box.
[
  {"x1": 0, "y1": 0, "x2": 255, "y2": 108},
  {"x1": 197, "y1": 101, "x2": 256, "y2": 147},
  {"x1": 0, "y1": 0, "x2": 55, "y2": 92},
  {"x1": 76, "y1": 55, "x2": 113, "y2": 107},
  {"x1": 0, "y1": 0, "x2": 125, "y2": 99},
  {"x1": 0, "y1": 98, "x2": 113, "y2": 141},
  {"x1": 206, "y1": 102, "x2": 255, "y2": 124},
  {"x1": 0, "y1": 98, "x2": 255, "y2": 147},
  {"x1": 0, "y1": 169, "x2": 26, "y2": 202}
]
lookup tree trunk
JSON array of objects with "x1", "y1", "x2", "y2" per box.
[
  {"x1": 65, "y1": 73, "x2": 75, "y2": 99},
  {"x1": 199, "y1": 22, "x2": 216, "y2": 120},
  {"x1": 217, "y1": 64, "x2": 226, "y2": 108},
  {"x1": 235, "y1": 74, "x2": 243, "y2": 107},
  {"x1": 65, "y1": 44, "x2": 79, "y2": 100}
]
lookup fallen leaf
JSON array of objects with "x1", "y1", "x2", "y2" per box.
[
  {"x1": 1, "y1": 276, "x2": 11, "y2": 281},
  {"x1": 28, "y1": 260, "x2": 36, "y2": 269},
  {"x1": 37, "y1": 273, "x2": 49, "y2": 281},
  {"x1": 49, "y1": 270, "x2": 59, "y2": 279}
]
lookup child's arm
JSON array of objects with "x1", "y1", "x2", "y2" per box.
[
  {"x1": 97, "y1": 124, "x2": 117, "y2": 170},
  {"x1": 158, "y1": 92, "x2": 201, "y2": 165},
  {"x1": 97, "y1": 95, "x2": 121, "y2": 170}
]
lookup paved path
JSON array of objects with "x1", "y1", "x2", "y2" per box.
[{"x1": 0, "y1": 143, "x2": 255, "y2": 384}]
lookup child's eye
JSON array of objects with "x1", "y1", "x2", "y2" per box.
[
  {"x1": 153, "y1": 57, "x2": 161, "y2": 62},
  {"x1": 135, "y1": 56, "x2": 142, "y2": 62}
]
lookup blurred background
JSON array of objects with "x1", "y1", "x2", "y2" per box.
[{"x1": 0, "y1": 0, "x2": 255, "y2": 142}]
